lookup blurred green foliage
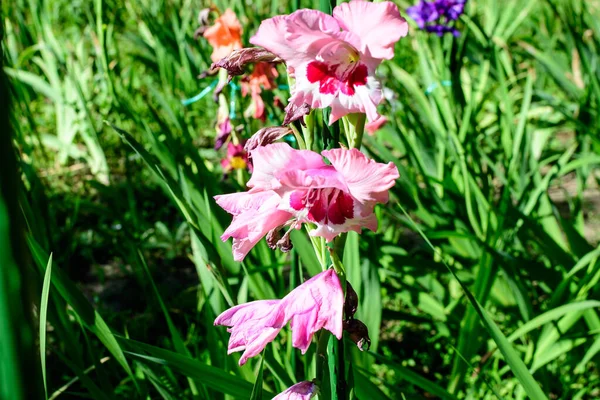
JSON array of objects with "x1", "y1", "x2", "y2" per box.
[{"x1": 2, "y1": 0, "x2": 600, "y2": 399}]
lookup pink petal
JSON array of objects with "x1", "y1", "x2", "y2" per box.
[
  {"x1": 214, "y1": 190, "x2": 275, "y2": 216},
  {"x1": 273, "y1": 381, "x2": 317, "y2": 400},
  {"x1": 215, "y1": 191, "x2": 292, "y2": 261},
  {"x1": 214, "y1": 270, "x2": 343, "y2": 365},
  {"x1": 247, "y1": 143, "x2": 325, "y2": 190},
  {"x1": 287, "y1": 63, "x2": 336, "y2": 113},
  {"x1": 215, "y1": 300, "x2": 285, "y2": 365},
  {"x1": 328, "y1": 79, "x2": 382, "y2": 123},
  {"x1": 322, "y1": 148, "x2": 399, "y2": 203},
  {"x1": 275, "y1": 167, "x2": 346, "y2": 192},
  {"x1": 214, "y1": 300, "x2": 281, "y2": 327},
  {"x1": 333, "y1": 0, "x2": 408, "y2": 61},
  {"x1": 249, "y1": 16, "x2": 303, "y2": 66},
  {"x1": 365, "y1": 115, "x2": 388, "y2": 135},
  {"x1": 280, "y1": 270, "x2": 344, "y2": 343},
  {"x1": 283, "y1": 10, "x2": 348, "y2": 61}
]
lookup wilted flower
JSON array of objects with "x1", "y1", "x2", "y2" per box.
[
  {"x1": 244, "y1": 126, "x2": 292, "y2": 153},
  {"x1": 241, "y1": 62, "x2": 279, "y2": 121},
  {"x1": 250, "y1": 0, "x2": 408, "y2": 124},
  {"x1": 273, "y1": 381, "x2": 318, "y2": 400},
  {"x1": 214, "y1": 143, "x2": 398, "y2": 261},
  {"x1": 343, "y1": 319, "x2": 371, "y2": 351},
  {"x1": 221, "y1": 142, "x2": 251, "y2": 174},
  {"x1": 214, "y1": 269, "x2": 344, "y2": 365},
  {"x1": 344, "y1": 281, "x2": 359, "y2": 319},
  {"x1": 407, "y1": 0, "x2": 466, "y2": 36},
  {"x1": 283, "y1": 102, "x2": 311, "y2": 126},
  {"x1": 203, "y1": 9, "x2": 243, "y2": 62},
  {"x1": 193, "y1": 8, "x2": 213, "y2": 39},
  {"x1": 212, "y1": 48, "x2": 282, "y2": 78}
]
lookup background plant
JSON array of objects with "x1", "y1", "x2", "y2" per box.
[{"x1": 2, "y1": 0, "x2": 600, "y2": 399}]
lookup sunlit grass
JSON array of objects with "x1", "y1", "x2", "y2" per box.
[{"x1": 2, "y1": 0, "x2": 600, "y2": 399}]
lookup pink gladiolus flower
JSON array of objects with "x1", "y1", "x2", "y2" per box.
[
  {"x1": 214, "y1": 269, "x2": 343, "y2": 365},
  {"x1": 273, "y1": 381, "x2": 317, "y2": 400},
  {"x1": 214, "y1": 143, "x2": 399, "y2": 261},
  {"x1": 250, "y1": 0, "x2": 408, "y2": 124}
]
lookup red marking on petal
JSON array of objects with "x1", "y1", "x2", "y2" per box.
[
  {"x1": 306, "y1": 61, "x2": 328, "y2": 84},
  {"x1": 327, "y1": 191, "x2": 354, "y2": 224},
  {"x1": 308, "y1": 195, "x2": 327, "y2": 223},
  {"x1": 340, "y1": 64, "x2": 368, "y2": 96},
  {"x1": 307, "y1": 61, "x2": 369, "y2": 96}
]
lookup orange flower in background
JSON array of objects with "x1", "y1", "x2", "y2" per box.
[
  {"x1": 203, "y1": 9, "x2": 243, "y2": 63},
  {"x1": 241, "y1": 62, "x2": 279, "y2": 121}
]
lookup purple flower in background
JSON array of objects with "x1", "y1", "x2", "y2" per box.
[
  {"x1": 407, "y1": 0, "x2": 466, "y2": 36},
  {"x1": 426, "y1": 25, "x2": 460, "y2": 37},
  {"x1": 438, "y1": 0, "x2": 466, "y2": 20},
  {"x1": 406, "y1": 1, "x2": 439, "y2": 29}
]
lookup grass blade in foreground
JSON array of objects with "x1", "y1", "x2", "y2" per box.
[
  {"x1": 119, "y1": 337, "x2": 276, "y2": 398},
  {"x1": 398, "y1": 204, "x2": 548, "y2": 400},
  {"x1": 40, "y1": 254, "x2": 53, "y2": 399}
]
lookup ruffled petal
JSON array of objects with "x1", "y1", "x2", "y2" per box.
[
  {"x1": 249, "y1": 16, "x2": 303, "y2": 66},
  {"x1": 275, "y1": 168, "x2": 346, "y2": 192},
  {"x1": 322, "y1": 148, "x2": 399, "y2": 203},
  {"x1": 280, "y1": 269, "x2": 344, "y2": 342},
  {"x1": 214, "y1": 300, "x2": 281, "y2": 327},
  {"x1": 216, "y1": 191, "x2": 292, "y2": 261},
  {"x1": 215, "y1": 300, "x2": 285, "y2": 365},
  {"x1": 283, "y1": 10, "x2": 345, "y2": 59},
  {"x1": 333, "y1": 0, "x2": 408, "y2": 61},
  {"x1": 328, "y1": 75, "x2": 382, "y2": 123},
  {"x1": 248, "y1": 143, "x2": 325, "y2": 190},
  {"x1": 273, "y1": 381, "x2": 317, "y2": 400}
]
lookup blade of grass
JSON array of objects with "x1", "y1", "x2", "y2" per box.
[
  {"x1": 39, "y1": 253, "x2": 52, "y2": 399},
  {"x1": 398, "y1": 204, "x2": 548, "y2": 400}
]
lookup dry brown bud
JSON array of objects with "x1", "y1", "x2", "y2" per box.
[
  {"x1": 283, "y1": 102, "x2": 311, "y2": 126},
  {"x1": 245, "y1": 126, "x2": 292, "y2": 153},
  {"x1": 344, "y1": 281, "x2": 359, "y2": 319},
  {"x1": 211, "y1": 48, "x2": 283, "y2": 77},
  {"x1": 344, "y1": 319, "x2": 371, "y2": 351},
  {"x1": 193, "y1": 8, "x2": 213, "y2": 40}
]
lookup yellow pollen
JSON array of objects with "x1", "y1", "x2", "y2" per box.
[{"x1": 230, "y1": 156, "x2": 247, "y2": 170}]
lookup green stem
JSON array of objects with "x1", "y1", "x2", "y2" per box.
[
  {"x1": 342, "y1": 114, "x2": 366, "y2": 150},
  {"x1": 289, "y1": 123, "x2": 307, "y2": 150}
]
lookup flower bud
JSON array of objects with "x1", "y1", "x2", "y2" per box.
[
  {"x1": 211, "y1": 48, "x2": 283, "y2": 77},
  {"x1": 344, "y1": 319, "x2": 371, "y2": 351},
  {"x1": 344, "y1": 281, "x2": 358, "y2": 319},
  {"x1": 283, "y1": 102, "x2": 311, "y2": 126},
  {"x1": 193, "y1": 8, "x2": 213, "y2": 39},
  {"x1": 245, "y1": 126, "x2": 291, "y2": 153}
]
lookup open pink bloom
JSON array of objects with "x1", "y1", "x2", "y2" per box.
[
  {"x1": 214, "y1": 143, "x2": 399, "y2": 261},
  {"x1": 273, "y1": 381, "x2": 317, "y2": 400},
  {"x1": 214, "y1": 269, "x2": 343, "y2": 365},
  {"x1": 250, "y1": 0, "x2": 408, "y2": 124}
]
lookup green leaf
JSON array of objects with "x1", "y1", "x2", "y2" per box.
[
  {"x1": 367, "y1": 353, "x2": 458, "y2": 400},
  {"x1": 119, "y1": 337, "x2": 276, "y2": 398},
  {"x1": 27, "y1": 236, "x2": 137, "y2": 390},
  {"x1": 39, "y1": 253, "x2": 52, "y2": 400},
  {"x1": 250, "y1": 355, "x2": 265, "y2": 400},
  {"x1": 398, "y1": 204, "x2": 548, "y2": 400}
]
